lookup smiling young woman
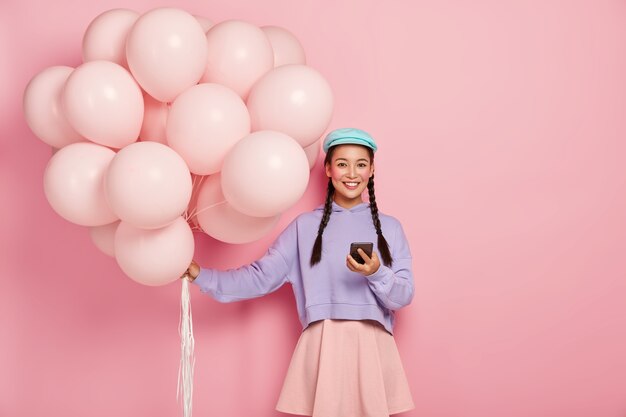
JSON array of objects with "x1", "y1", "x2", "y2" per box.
[{"x1": 183, "y1": 128, "x2": 415, "y2": 417}]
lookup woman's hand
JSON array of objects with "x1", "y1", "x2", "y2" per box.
[
  {"x1": 181, "y1": 260, "x2": 200, "y2": 281},
  {"x1": 347, "y1": 248, "x2": 380, "y2": 277}
]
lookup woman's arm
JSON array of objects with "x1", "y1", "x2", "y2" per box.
[
  {"x1": 187, "y1": 218, "x2": 298, "y2": 303},
  {"x1": 365, "y1": 221, "x2": 414, "y2": 310}
]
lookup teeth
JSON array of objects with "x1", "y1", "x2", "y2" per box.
[{"x1": 345, "y1": 182, "x2": 358, "y2": 186}]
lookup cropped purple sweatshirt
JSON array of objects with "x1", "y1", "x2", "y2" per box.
[{"x1": 193, "y1": 201, "x2": 414, "y2": 334}]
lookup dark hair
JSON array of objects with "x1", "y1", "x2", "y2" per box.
[{"x1": 310, "y1": 146, "x2": 393, "y2": 267}]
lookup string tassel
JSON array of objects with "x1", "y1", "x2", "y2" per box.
[{"x1": 178, "y1": 278, "x2": 195, "y2": 417}]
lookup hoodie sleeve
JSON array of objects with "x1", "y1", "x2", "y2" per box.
[
  {"x1": 192, "y1": 218, "x2": 297, "y2": 303},
  {"x1": 365, "y1": 220, "x2": 415, "y2": 310}
]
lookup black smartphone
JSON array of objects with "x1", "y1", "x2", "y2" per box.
[{"x1": 350, "y1": 242, "x2": 373, "y2": 264}]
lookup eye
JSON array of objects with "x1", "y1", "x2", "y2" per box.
[
  {"x1": 358, "y1": 163, "x2": 367, "y2": 168},
  {"x1": 337, "y1": 162, "x2": 347, "y2": 167}
]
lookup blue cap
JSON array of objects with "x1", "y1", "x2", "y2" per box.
[{"x1": 322, "y1": 128, "x2": 378, "y2": 153}]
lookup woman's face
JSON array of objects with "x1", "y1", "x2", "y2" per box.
[{"x1": 325, "y1": 145, "x2": 374, "y2": 207}]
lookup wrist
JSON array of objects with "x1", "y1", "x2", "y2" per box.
[{"x1": 365, "y1": 264, "x2": 383, "y2": 278}]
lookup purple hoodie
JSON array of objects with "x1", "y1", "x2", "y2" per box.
[{"x1": 193, "y1": 201, "x2": 414, "y2": 334}]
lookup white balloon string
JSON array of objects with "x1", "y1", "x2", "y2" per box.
[
  {"x1": 178, "y1": 278, "x2": 195, "y2": 417},
  {"x1": 185, "y1": 175, "x2": 206, "y2": 221},
  {"x1": 196, "y1": 175, "x2": 206, "y2": 190},
  {"x1": 186, "y1": 200, "x2": 228, "y2": 223}
]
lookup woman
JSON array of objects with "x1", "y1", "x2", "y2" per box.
[{"x1": 183, "y1": 127, "x2": 415, "y2": 417}]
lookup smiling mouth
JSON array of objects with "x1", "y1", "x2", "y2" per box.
[{"x1": 343, "y1": 181, "x2": 360, "y2": 190}]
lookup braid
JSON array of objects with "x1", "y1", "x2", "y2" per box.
[
  {"x1": 368, "y1": 175, "x2": 393, "y2": 267},
  {"x1": 310, "y1": 178, "x2": 335, "y2": 266}
]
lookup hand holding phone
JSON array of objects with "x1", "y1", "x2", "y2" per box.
[{"x1": 349, "y1": 242, "x2": 373, "y2": 264}]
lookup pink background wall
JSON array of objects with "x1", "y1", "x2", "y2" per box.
[{"x1": 2, "y1": 0, "x2": 626, "y2": 416}]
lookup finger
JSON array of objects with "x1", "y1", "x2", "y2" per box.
[
  {"x1": 346, "y1": 261, "x2": 353, "y2": 271},
  {"x1": 346, "y1": 258, "x2": 357, "y2": 272},
  {"x1": 358, "y1": 248, "x2": 372, "y2": 263},
  {"x1": 347, "y1": 255, "x2": 363, "y2": 270}
]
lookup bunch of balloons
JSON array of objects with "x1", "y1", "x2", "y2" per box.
[{"x1": 23, "y1": 7, "x2": 334, "y2": 286}]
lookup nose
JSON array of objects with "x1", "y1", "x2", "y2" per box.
[{"x1": 348, "y1": 164, "x2": 357, "y2": 178}]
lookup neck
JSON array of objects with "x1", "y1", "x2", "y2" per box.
[{"x1": 333, "y1": 195, "x2": 364, "y2": 209}]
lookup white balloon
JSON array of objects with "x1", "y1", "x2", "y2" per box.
[
  {"x1": 82, "y1": 8, "x2": 140, "y2": 68},
  {"x1": 43, "y1": 142, "x2": 118, "y2": 226},
  {"x1": 303, "y1": 138, "x2": 321, "y2": 170},
  {"x1": 89, "y1": 221, "x2": 120, "y2": 257},
  {"x1": 196, "y1": 174, "x2": 280, "y2": 243},
  {"x1": 261, "y1": 26, "x2": 306, "y2": 67},
  {"x1": 23, "y1": 66, "x2": 84, "y2": 148},
  {"x1": 221, "y1": 131, "x2": 309, "y2": 217},
  {"x1": 105, "y1": 142, "x2": 192, "y2": 229},
  {"x1": 115, "y1": 217, "x2": 194, "y2": 286}
]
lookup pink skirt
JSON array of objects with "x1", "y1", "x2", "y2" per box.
[{"x1": 275, "y1": 319, "x2": 414, "y2": 417}]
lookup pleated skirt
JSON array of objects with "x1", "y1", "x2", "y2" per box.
[{"x1": 275, "y1": 319, "x2": 414, "y2": 417}]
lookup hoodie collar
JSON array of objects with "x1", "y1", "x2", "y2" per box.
[{"x1": 315, "y1": 201, "x2": 370, "y2": 213}]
